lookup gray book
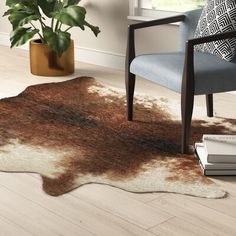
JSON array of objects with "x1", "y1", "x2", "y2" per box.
[
  {"x1": 202, "y1": 135, "x2": 236, "y2": 163},
  {"x1": 199, "y1": 163, "x2": 236, "y2": 176}
]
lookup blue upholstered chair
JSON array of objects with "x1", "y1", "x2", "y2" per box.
[{"x1": 126, "y1": 9, "x2": 236, "y2": 154}]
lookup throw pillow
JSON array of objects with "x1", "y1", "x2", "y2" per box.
[{"x1": 194, "y1": 0, "x2": 236, "y2": 61}]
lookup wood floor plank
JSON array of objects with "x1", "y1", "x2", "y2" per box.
[
  {"x1": 149, "y1": 217, "x2": 216, "y2": 236},
  {"x1": 189, "y1": 194, "x2": 236, "y2": 218},
  {"x1": 110, "y1": 187, "x2": 163, "y2": 203},
  {"x1": 0, "y1": 178, "x2": 94, "y2": 236},
  {"x1": 71, "y1": 183, "x2": 173, "y2": 229},
  {"x1": 149, "y1": 194, "x2": 236, "y2": 236},
  {"x1": 0, "y1": 173, "x2": 157, "y2": 236},
  {"x1": 0, "y1": 215, "x2": 34, "y2": 236}
]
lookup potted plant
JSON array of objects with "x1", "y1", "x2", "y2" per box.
[{"x1": 3, "y1": 0, "x2": 100, "y2": 76}]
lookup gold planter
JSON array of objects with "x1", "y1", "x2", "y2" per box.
[{"x1": 30, "y1": 39, "x2": 75, "y2": 76}]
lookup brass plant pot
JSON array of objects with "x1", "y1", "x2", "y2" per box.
[{"x1": 30, "y1": 39, "x2": 75, "y2": 76}]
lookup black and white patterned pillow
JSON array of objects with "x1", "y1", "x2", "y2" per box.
[{"x1": 194, "y1": 0, "x2": 236, "y2": 61}]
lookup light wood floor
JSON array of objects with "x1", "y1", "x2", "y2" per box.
[{"x1": 0, "y1": 45, "x2": 236, "y2": 236}]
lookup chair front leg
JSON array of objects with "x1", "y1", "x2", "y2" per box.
[
  {"x1": 125, "y1": 72, "x2": 136, "y2": 121},
  {"x1": 181, "y1": 90, "x2": 194, "y2": 154},
  {"x1": 206, "y1": 94, "x2": 214, "y2": 117},
  {"x1": 125, "y1": 26, "x2": 136, "y2": 121},
  {"x1": 181, "y1": 41, "x2": 195, "y2": 154}
]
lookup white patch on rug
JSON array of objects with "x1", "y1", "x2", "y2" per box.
[
  {"x1": 74, "y1": 162, "x2": 226, "y2": 199},
  {"x1": 0, "y1": 139, "x2": 66, "y2": 178},
  {"x1": 88, "y1": 85, "x2": 125, "y2": 99}
]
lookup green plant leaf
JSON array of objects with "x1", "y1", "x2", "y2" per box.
[
  {"x1": 43, "y1": 27, "x2": 71, "y2": 56},
  {"x1": 6, "y1": 0, "x2": 28, "y2": 7},
  {"x1": 6, "y1": 0, "x2": 38, "y2": 10},
  {"x1": 53, "y1": 5, "x2": 86, "y2": 29},
  {"x1": 84, "y1": 21, "x2": 100, "y2": 37},
  {"x1": 5, "y1": 1, "x2": 40, "y2": 17},
  {"x1": 53, "y1": 1, "x2": 64, "y2": 12},
  {"x1": 38, "y1": 0, "x2": 57, "y2": 18},
  {"x1": 8, "y1": 11, "x2": 40, "y2": 30},
  {"x1": 10, "y1": 27, "x2": 39, "y2": 47},
  {"x1": 3, "y1": 9, "x2": 14, "y2": 17},
  {"x1": 63, "y1": 0, "x2": 81, "y2": 7}
]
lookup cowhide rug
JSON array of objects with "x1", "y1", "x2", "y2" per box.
[{"x1": 0, "y1": 77, "x2": 235, "y2": 198}]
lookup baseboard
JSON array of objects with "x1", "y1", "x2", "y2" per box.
[
  {"x1": 75, "y1": 46, "x2": 125, "y2": 70},
  {"x1": 0, "y1": 32, "x2": 125, "y2": 70}
]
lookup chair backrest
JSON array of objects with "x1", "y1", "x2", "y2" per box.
[{"x1": 178, "y1": 9, "x2": 202, "y2": 52}]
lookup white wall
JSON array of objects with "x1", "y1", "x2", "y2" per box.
[{"x1": 0, "y1": 0, "x2": 179, "y2": 69}]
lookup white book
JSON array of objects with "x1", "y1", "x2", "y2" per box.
[
  {"x1": 195, "y1": 143, "x2": 236, "y2": 169},
  {"x1": 202, "y1": 135, "x2": 236, "y2": 163},
  {"x1": 195, "y1": 143, "x2": 236, "y2": 176}
]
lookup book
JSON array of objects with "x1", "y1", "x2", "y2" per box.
[
  {"x1": 199, "y1": 163, "x2": 236, "y2": 176},
  {"x1": 195, "y1": 143, "x2": 236, "y2": 169},
  {"x1": 202, "y1": 135, "x2": 236, "y2": 163},
  {"x1": 195, "y1": 143, "x2": 236, "y2": 176}
]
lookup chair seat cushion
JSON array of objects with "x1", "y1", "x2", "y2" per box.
[{"x1": 130, "y1": 52, "x2": 236, "y2": 95}]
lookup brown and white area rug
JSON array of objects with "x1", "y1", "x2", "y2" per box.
[{"x1": 0, "y1": 77, "x2": 235, "y2": 198}]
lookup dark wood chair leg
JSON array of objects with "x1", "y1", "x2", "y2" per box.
[
  {"x1": 181, "y1": 92, "x2": 194, "y2": 154},
  {"x1": 125, "y1": 25, "x2": 136, "y2": 121},
  {"x1": 181, "y1": 41, "x2": 195, "y2": 154},
  {"x1": 206, "y1": 94, "x2": 213, "y2": 117},
  {"x1": 125, "y1": 73, "x2": 136, "y2": 121}
]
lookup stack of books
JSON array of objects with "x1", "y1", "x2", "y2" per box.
[{"x1": 195, "y1": 135, "x2": 236, "y2": 176}]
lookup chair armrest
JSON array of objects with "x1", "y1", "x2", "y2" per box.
[
  {"x1": 129, "y1": 15, "x2": 186, "y2": 30},
  {"x1": 187, "y1": 30, "x2": 236, "y2": 46}
]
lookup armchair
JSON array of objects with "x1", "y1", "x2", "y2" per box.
[{"x1": 126, "y1": 9, "x2": 236, "y2": 154}]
